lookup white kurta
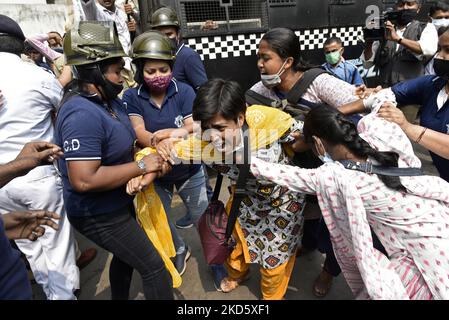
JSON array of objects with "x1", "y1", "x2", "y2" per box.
[{"x1": 250, "y1": 98, "x2": 449, "y2": 299}]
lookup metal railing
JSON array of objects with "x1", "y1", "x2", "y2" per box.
[{"x1": 178, "y1": 0, "x2": 269, "y2": 36}]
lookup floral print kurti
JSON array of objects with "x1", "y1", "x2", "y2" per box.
[{"x1": 213, "y1": 135, "x2": 306, "y2": 270}]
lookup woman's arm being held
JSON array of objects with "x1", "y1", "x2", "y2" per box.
[{"x1": 378, "y1": 103, "x2": 449, "y2": 160}]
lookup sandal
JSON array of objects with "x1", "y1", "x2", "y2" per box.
[
  {"x1": 220, "y1": 272, "x2": 250, "y2": 293},
  {"x1": 313, "y1": 269, "x2": 333, "y2": 298}
]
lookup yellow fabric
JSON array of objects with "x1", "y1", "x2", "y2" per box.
[
  {"x1": 173, "y1": 105, "x2": 294, "y2": 160},
  {"x1": 259, "y1": 256, "x2": 296, "y2": 300},
  {"x1": 224, "y1": 188, "x2": 296, "y2": 300},
  {"x1": 134, "y1": 148, "x2": 182, "y2": 288},
  {"x1": 133, "y1": 105, "x2": 293, "y2": 289}
]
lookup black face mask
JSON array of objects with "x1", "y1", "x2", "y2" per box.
[
  {"x1": 169, "y1": 37, "x2": 178, "y2": 51},
  {"x1": 433, "y1": 58, "x2": 449, "y2": 80},
  {"x1": 101, "y1": 78, "x2": 124, "y2": 101},
  {"x1": 398, "y1": 9, "x2": 418, "y2": 26}
]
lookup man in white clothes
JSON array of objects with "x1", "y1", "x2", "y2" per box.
[{"x1": 0, "y1": 15, "x2": 79, "y2": 300}]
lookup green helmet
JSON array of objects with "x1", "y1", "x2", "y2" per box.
[
  {"x1": 64, "y1": 20, "x2": 126, "y2": 66},
  {"x1": 131, "y1": 30, "x2": 175, "y2": 62},
  {"x1": 150, "y1": 7, "x2": 180, "y2": 29}
]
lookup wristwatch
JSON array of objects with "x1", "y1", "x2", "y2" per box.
[
  {"x1": 397, "y1": 37, "x2": 403, "y2": 44},
  {"x1": 136, "y1": 159, "x2": 147, "y2": 174}
]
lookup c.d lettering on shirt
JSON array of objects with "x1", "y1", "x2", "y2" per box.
[{"x1": 64, "y1": 139, "x2": 80, "y2": 152}]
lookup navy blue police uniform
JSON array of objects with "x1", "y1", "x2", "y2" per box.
[
  {"x1": 123, "y1": 79, "x2": 201, "y2": 185},
  {"x1": 55, "y1": 94, "x2": 136, "y2": 216},
  {"x1": 392, "y1": 75, "x2": 449, "y2": 182}
]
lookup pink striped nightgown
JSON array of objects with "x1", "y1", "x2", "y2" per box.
[{"x1": 250, "y1": 107, "x2": 449, "y2": 300}]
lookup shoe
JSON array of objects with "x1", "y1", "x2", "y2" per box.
[
  {"x1": 175, "y1": 246, "x2": 191, "y2": 276},
  {"x1": 175, "y1": 215, "x2": 194, "y2": 229},
  {"x1": 76, "y1": 248, "x2": 97, "y2": 270},
  {"x1": 210, "y1": 264, "x2": 228, "y2": 292}
]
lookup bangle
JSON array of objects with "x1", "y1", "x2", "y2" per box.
[{"x1": 415, "y1": 127, "x2": 427, "y2": 144}]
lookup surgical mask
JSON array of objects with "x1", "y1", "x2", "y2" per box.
[
  {"x1": 318, "y1": 152, "x2": 334, "y2": 163},
  {"x1": 101, "y1": 78, "x2": 124, "y2": 101},
  {"x1": 433, "y1": 58, "x2": 449, "y2": 80},
  {"x1": 325, "y1": 50, "x2": 342, "y2": 65},
  {"x1": 144, "y1": 74, "x2": 172, "y2": 93},
  {"x1": 261, "y1": 59, "x2": 288, "y2": 89},
  {"x1": 398, "y1": 9, "x2": 418, "y2": 26},
  {"x1": 431, "y1": 17, "x2": 449, "y2": 29}
]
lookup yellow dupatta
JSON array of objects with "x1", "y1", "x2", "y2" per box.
[{"x1": 133, "y1": 105, "x2": 293, "y2": 288}]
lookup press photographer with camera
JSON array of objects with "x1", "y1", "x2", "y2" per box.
[
  {"x1": 362, "y1": 0, "x2": 438, "y2": 85},
  {"x1": 362, "y1": 0, "x2": 438, "y2": 122}
]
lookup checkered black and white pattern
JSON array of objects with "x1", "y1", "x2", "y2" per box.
[{"x1": 187, "y1": 26, "x2": 364, "y2": 60}]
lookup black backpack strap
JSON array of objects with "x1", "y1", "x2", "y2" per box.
[
  {"x1": 245, "y1": 89, "x2": 282, "y2": 108},
  {"x1": 339, "y1": 160, "x2": 424, "y2": 176},
  {"x1": 287, "y1": 68, "x2": 328, "y2": 105},
  {"x1": 211, "y1": 172, "x2": 223, "y2": 202},
  {"x1": 225, "y1": 123, "x2": 251, "y2": 242}
]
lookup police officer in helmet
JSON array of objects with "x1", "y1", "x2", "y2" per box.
[{"x1": 57, "y1": 21, "x2": 173, "y2": 300}]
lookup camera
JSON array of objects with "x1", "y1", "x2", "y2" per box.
[{"x1": 363, "y1": 9, "x2": 402, "y2": 41}]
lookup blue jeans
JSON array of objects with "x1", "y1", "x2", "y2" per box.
[{"x1": 154, "y1": 167, "x2": 209, "y2": 253}]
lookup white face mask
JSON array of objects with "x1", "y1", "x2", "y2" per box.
[
  {"x1": 260, "y1": 59, "x2": 288, "y2": 89},
  {"x1": 432, "y1": 17, "x2": 449, "y2": 29},
  {"x1": 318, "y1": 152, "x2": 334, "y2": 163}
]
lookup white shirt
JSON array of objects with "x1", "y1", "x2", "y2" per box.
[
  {"x1": 0, "y1": 53, "x2": 62, "y2": 164},
  {"x1": 361, "y1": 22, "x2": 438, "y2": 69},
  {"x1": 81, "y1": 0, "x2": 132, "y2": 69}
]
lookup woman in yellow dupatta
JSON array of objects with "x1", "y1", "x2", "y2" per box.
[{"x1": 128, "y1": 82, "x2": 302, "y2": 300}]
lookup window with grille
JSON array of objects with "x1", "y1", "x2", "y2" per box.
[{"x1": 178, "y1": 0, "x2": 269, "y2": 36}]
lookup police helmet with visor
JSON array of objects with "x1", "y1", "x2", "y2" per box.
[
  {"x1": 63, "y1": 21, "x2": 127, "y2": 100},
  {"x1": 130, "y1": 30, "x2": 176, "y2": 84}
]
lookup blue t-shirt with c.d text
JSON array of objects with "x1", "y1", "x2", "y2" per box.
[
  {"x1": 123, "y1": 79, "x2": 201, "y2": 184},
  {"x1": 55, "y1": 94, "x2": 136, "y2": 216},
  {"x1": 392, "y1": 75, "x2": 449, "y2": 182}
]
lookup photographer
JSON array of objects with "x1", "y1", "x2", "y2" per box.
[{"x1": 362, "y1": 0, "x2": 437, "y2": 86}]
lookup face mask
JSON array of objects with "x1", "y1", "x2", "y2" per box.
[
  {"x1": 325, "y1": 50, "x2": 342, "y2": 65},
  {"x1": 398, "y1": 9, "x2": 418, "y2": 26},
  {"x1": 431, "y1": 18, "x2": 449, "y2": 29},
  {"x1": 318, "y1": 152, "x2": 334, "y2": 164},
  {"x1": 261, "y1": 59, "x2": 288, "y2": 89},
  {"x1": 144, "y1": 74, "x2": 172, "y2": 93},
  {"x1": 433, "y1": 58, "x2": 449, "y2": 80},
  {"x1": 101, "y1": 78, "x2": 123, "y2": 101},
  {"x1": 169, "y1": 37, "x2": 178, "y2": 51}
]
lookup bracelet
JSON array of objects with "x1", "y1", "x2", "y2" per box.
[
  {"x1": 398, "y1": 37, "x2": 403, "y2": 44},
  {"x1": 415, "y1": 127, "x2": 427, "y2": 144}
]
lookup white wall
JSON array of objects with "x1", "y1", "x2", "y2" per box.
[
  {"x1": 0, "y1": 4, "x2": 67, "y2": 36},
  {"x1": 0, "y1": 1, "x2": 46, "y2": 4}
]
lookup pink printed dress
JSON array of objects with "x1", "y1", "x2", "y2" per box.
[{"x1": 251, "y1": 102, "x2": 449, "y2": 300}]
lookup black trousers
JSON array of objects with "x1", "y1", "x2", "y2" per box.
[{"x1": 68, "y1": 204, "x2": 173, "y2": 300}]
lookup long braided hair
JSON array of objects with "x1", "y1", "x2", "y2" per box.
[{"x1": 303, "y1": 105, "x2": 406, "y2": 191}]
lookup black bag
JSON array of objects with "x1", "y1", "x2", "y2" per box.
[{"x1": 197, "y1": 125, "x2": 251, "y2": 265}]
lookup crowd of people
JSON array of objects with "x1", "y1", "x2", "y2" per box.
[{"x1": 1, "y1": 0, "x2": 449, "y2": 300}]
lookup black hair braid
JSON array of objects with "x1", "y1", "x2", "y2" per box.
[{"x1": 335, "y1": 114, "x2": 406, "y2": 192}]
